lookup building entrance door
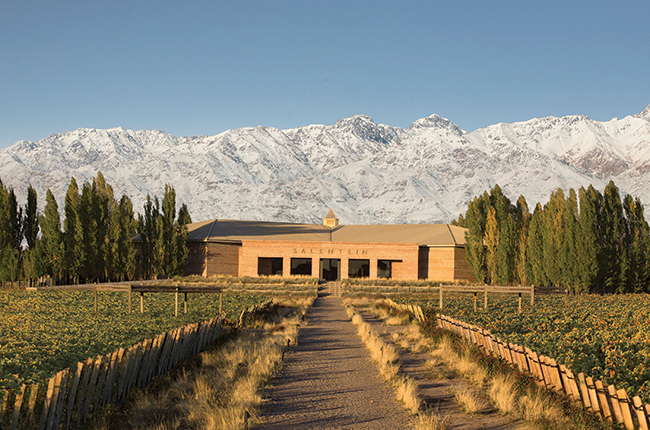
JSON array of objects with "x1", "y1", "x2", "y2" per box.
[{"x1": 320, "y1": 259, "x2": 340, "y2": 281}]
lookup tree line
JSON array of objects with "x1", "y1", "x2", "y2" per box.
[
  {"x1": 0, "y1": 172, "x2": 192, "y2": 286},
  {"x1": 453, "y1": 181, "x2": 650, "y2": 293}
]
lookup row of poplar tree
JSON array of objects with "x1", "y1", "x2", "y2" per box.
[
  {"x1": 0, "y1": 172, "x2": 192, "y2": 286},
  {"x1": 454, "y1": 181, "x2": 650, "y2": 293}
]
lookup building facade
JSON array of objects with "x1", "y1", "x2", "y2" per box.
[{"x1": 185, "y1": 212, "x2": 475, "y2": 282}]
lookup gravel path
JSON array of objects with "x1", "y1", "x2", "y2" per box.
[{"x1": 258, "y1": 296, "x2": 414, "y2": 429}]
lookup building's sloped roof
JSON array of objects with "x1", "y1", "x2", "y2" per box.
[
  {"x1": 188, "y1": 219, "x2": 467, "y2": 247},
  {"x1": 188, "y1": 219, "x2": 331, "y2": 243},
  {"x1": 331, "y1": 224, "x2": 466, "y2": 246}
]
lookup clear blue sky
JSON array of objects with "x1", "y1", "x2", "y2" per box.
[{"x1": 1, "y1": 1, "x2": 649, "y2": 149}]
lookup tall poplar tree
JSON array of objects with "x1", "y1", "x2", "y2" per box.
[
  {"x1": 560, "y1": 188, "x2": 579, "y2": 292},
  {"x1": 485, "y1": 206, "x2": 499, "y2": 285},
  {"x1": 602, "y1": 181, "x2": 626, "y2": 292},
  {"x1": 0, "y1": 180, "x2": 18, "y2": 284},
  {"x1": 623, "y1": 195, "x2": 650, "y2": 292},
  {"x1": 576, "y1": 186, "x2": 602, "y2": 293},
  {"x1": 64, "y1": 177, "x2": 83, "y2": 283},
  {"x1": 161, "y1": 184, "x2": 177, "y2": 276},
  {"x1": 40, "y1": 189, "x2": 64, "y2": 283},
  {"x1": 172, "y1": 203, "x2": 192, "y2": 276},
  {"x1": 526, "y1": 203, "x2": 545, "y2": 286},
  {"x1": 24, "y1": 185, "x2": 39, "y2": 250},
  {"x1": 542, "y1": 189, "x2": 565, "y2": 286},
  {"x1": 515, "y1": 196, "x2": 531, "y2": 285},
  {"x1": 138, "y1": 194, "x2": 160, "y2": 279},
  {"x1": 464, "y1": 193, "x2": 488, "y2": 283},
  {"x1": 114, "y1": 195, "x2": 137, "y2": 281}
]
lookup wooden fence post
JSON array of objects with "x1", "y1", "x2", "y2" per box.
[
  {"x1": 439, "y1": 286, "x2": 443, "y2": 310},
  {"x1": 25, "y1": 385, "x2": 39, "y2": 429},
  {"x1": 50, "y1": 369, "x2": 70, "y2": 430},
  {"x1": 184, "y1": 293, "x2": 188, "y2": 314},
  {"x1": 518, "y1": 293, "x2": 522, "y2": 313},
  {"x1": 140, "y1": 292, "x2": 144, "y2": 314},
  {"x1": 94, "y1": 282, "x2": 98, "y2": 315},
  {"x1": 38, "y1": 374, "x2": 56, "y2": 430},
  {"x1": 530, "y1": 285, "x2": 535, "y2": 307},
  {"x1": 585, "y1": 376, "x2": 600, "y2": 415},
  {"x1": 608, "y1": 384, "x2": 625, "y2": 426},
  {"x1": 75, "y1": 358, "x2": 94, "y2": 430},
  {"x1": 632, "y1": 396, "x2": 648, "y2": 430},
  {"x1": 175, "y1": 288, "x2": 179, "y2": 317},
  {"x1": 473, "y1": 292, "x2": 477, "y2": 311},
  {"x1": 65, "y1": 362, "x2": 84, "y2": 430},
  {"x1": 9, "y1": 384, "x2": 26, "y2": 430},
  {"x1": 128, "y1": 284, "x2": 132, "y2": 314},
  {"x1": 595, "y1": 380, "x2": 613, "y2": 422},
  {"x1": 616, "y1": 389, "x2": 635, "y2": 430}
]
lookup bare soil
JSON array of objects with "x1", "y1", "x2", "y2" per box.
[{"x1": 258, "y1": 296, "x2": 414, "y2": 429}]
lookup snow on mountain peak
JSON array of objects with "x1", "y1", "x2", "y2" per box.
[
  {"x1": 1, "y1": 109, "x2": 650, "y2": 225},
  {"x1": 635, "y1": 104, "x2": 650, "y2": 121},
  {"x1": 409, "y1": 114, "x2": 463, "y2": 135}
]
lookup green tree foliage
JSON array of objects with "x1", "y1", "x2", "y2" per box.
[
  {"x1": 135, "y1": 185, "x2": 189, "y2": 279},
  {"x1": 24, "y1": 184, "x2": 39, "y2": 250},
  {"x1": 542, "y1": 189, "x2": 565, "y2": 287},
  {"x1": 560, "y1": 189, "x2": 579, "y2": 291},
  {"x1": 0, "y1": 184, "x2": 22, "y2": 284},
  {"x1": 461, "y1": 181, "x2": 650, "y2": 292},
  {"x1": 40, "y1": 189, "x2": 64, "y2": 282},
  {"x1": 113, "y1": 195, "x2": 138, "y2": 281},
  {"x1": 173, "y1": 203, "x2": 192, "y2": 276},
  {"x1": 485, "y1": 206, "x2": 499, "y2": 285},
  {"x1": 64, "y1": 177, "x2": 82, "y2": 283},
  {"x1": 515, "y1": 196, "x2": 531, "y2": 285},
  {"x1": 0, "y1": 174, "x2": 191, "y2": 285},
  {"x1": 575, "y1": 186, "x2": 601, "y2": 293},
  {"x1": 526, "y1": 203, "x2": 545, "y2": 286},
  {"x1": 464, "y1": 193, "x2": 489, "y2": 283}
]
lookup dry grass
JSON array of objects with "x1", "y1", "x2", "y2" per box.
[
  {"x1": 94, "y1": 305, "x2": 307, "y2": 430},
  {"x1": 488, "y1": 375, "x2": 518, "y2": 414},
  {"x1": 453, "y1": 387, "x2": 488, "y2": 414},
  {"x1": 517, "y1": 388, "x2": 564, "y2": 423},
  {"x1": 395, "y1": 376, "x2": 423, "y2": 414},
  {"x1": 342, "y1": 296, "x2": 381, "y2": 308},
  {"x1": 424, "y1": 358, "x2": 448, "y2": 380},
  {"x1": 425, "y1": 332, "x2": 584, "y2": 429},
  {"x1": 385, "y1": 314, "x2": 410, "y2": 325},
  {"x1": 414, "y1": 409, "x2": 451, "y2": 430}
]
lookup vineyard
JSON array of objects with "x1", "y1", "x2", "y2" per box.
[
  {"x1": 393, "y1": 293, "x2": 650, "y2": 403},
  {"x1": 0, "y1": 289, "x2": 268, "y2": 390}
]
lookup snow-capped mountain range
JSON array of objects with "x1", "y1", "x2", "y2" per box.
[{"x1": 1, "y1": 105, "x2": 650, "y2": 225}]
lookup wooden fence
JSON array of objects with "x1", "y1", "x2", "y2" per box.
[
  {"x1": 386, "y1": 298, "x2": 649, "y2": 430},
  {"x1": 0, "y1": 316, "x2": 224, "y2": 430}
]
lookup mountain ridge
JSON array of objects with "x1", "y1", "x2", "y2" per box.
[{"x1": 1, "y1": 106, "x2": 649, "y2": 225}]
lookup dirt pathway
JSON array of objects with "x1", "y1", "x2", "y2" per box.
[
  {"x1": 357, "y1": 309, "x2": 529, "y2": 430},
  {"x1": 258, "y1": 296, "x2": 414, "y2": 429}
]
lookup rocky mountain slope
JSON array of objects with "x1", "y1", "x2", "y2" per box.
[{"x1": 1, "y1": 106, "x2": 649, "y2": 225}]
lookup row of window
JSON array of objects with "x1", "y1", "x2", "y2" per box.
[{"x1": 258, "y1": 257, "x2": 397, "y2": 279}]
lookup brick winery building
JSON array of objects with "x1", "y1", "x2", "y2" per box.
[{"x1": 183, "y1": 210, "x2": 475, "y2": 282}]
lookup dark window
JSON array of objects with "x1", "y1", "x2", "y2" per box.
[
  {"x1": 258, "y1": 257, "x2": 283, "y2": 276},
  {"x1": 378, "y1": 260, "x2": 392, "y2": 279},
  {"x1": 291, "y1": 258, "x2": 312, "y2": 276},
  {"x1": 348, "y1": 259, "x2": 370, "y2": 278},
  {"x1": 320, "y1": 259, "x2": 340, "y2": 281}
]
